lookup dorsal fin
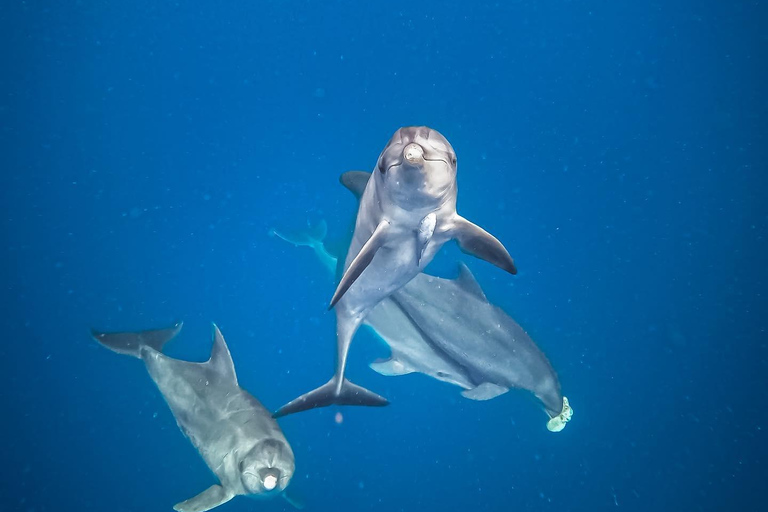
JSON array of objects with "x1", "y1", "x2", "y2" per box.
[
  {"x1": 207, "y1": 324, "x2": 237, "y2": 384},
  {"x1": 339, "y1": 171, "x2": 371, "y2": 200},
  {"x1": 456, "y1": 263, "x2": 487, "y2": 301}
]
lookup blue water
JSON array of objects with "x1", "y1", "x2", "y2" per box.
[{"x1": 2, "y1": 1, "x2": 766, "y2": 511}]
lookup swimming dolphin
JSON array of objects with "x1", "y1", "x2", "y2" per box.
[
  {"x1": 272, "y1": 218, "x2": 572, "y2": 431},
  {"x1": 92, "y1": 322, "x2": 297, "y2": 511},
  {"x1": 274, "y1": 126, "x2": 518, "y2": 417}
]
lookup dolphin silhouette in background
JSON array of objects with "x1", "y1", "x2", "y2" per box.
[
  {"x1": 271, "y1": 198, "x2": 572, "y2": 432},
  {"x1": 274, "y1": 126, "x2": 518, "y2": 418},
  {"x1": 92, "y1": 323, "x2": 298, "y2": 511}
]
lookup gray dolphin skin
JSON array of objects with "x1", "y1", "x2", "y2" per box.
[
  {"x1": 272, "y1": 217, "x2": 572, "y2": 432},
  {"x1": 92, "y1": 322, "x2": 297, "y2": 511},
  {"x1": 274, "y1": 126, "x2": 518, "y2": 418}
]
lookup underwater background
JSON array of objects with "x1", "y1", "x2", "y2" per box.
[{"x1": 2, "y1": 1, "x2": 766, "y2": 511}]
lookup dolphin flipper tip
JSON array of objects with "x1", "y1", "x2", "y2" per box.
[
  {"x1": 174, "y1": 484, "x2": 233, "y2": 512},
  {"x1": 451, "y1": 216, "x2": 517, "y2": 275}
]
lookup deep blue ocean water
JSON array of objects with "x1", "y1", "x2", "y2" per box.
[{"x1": 2, "y1": 1, "x2": 766, "y2": 511}]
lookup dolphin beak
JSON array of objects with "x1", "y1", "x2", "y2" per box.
[{"x1": 403, "y1": 143, "x2": 424, "y2": 165}]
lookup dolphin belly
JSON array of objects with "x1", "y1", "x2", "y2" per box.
[{"x1": 364, "y1": 295, "x2": 476, "y2": 391}]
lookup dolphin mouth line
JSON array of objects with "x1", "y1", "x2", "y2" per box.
[
  {"x1": 386, "y1": 156, "x2": 450, "y2": 173},
  {"x1": 385, "y1": 161, "x2": 400, "y2": 173},
  {"x1": 423, "y1": 156, "x2": 451, "y2": 166}
]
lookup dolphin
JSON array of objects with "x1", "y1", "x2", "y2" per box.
[
  {"x1": 91, "y1": 322, "x2": 297, "y2": 511},
  {"x1": 274, "y1": 126, "x2": 518, "y2": 417},
  {"x1": 271, "y1": 212, "x2": 571, "y2": 431}
]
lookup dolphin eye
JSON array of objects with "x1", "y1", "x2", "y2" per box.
[
  {"x1": 451, "y1": 156, "x2": 457, "y2": 165},
  {"x1": 378, "y1": 159, "x2": 387, "y2": 173}
]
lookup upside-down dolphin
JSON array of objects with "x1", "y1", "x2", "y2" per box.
[
  {"x1": 274, "y1": 126, "x2": 518, "y2": 418},
  {"x1": 92, "y1": 322, "x2": 297, "y2": 511},
  {"x1": 272, "y1": 216, "x2": 572, "y2": 431}
]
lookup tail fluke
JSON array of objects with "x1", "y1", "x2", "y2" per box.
[
  {"x1": 273, "y1": 376, "x2": 389, "y2": 418},
  {"x1": 269, "y1": 220, "x2": 327, "y2": 249},
  {"x1": 91, "y1": 321, "x2": 183, "y2": 358},
  {"x1": 270, "y1": 220, "x2": 337, "y2": 274}
]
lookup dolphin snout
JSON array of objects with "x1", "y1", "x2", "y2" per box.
[{"x1": 403, "y1": 143, "x2": 424, "y2": 165}]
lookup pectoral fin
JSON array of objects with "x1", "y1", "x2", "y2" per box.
[
  {"x1": 329, "y1": 220, "x2": 391, "y2": 309},
  {"x1": 417, "y1": 213, "x2": 436, "y2": 264},
  {"x1": 173, "y1": 485, "x2": 234, "y2": 512},
  {"x1": 450, "y1": 215, "x2": 517, "y2": 275},
  {"x1": 283, "y1": 489, "x2": 306, "y2": 509},
  {"x1": 370, "y1": 357, "x2": 415, "y2": 376},
  {"x1": 461, "y1": 382, "x2": 509, "y2": 401}
]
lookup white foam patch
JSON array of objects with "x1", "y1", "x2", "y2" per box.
[
  {"x1": 263, "y1": 475, "x2": 277, "y2": 491},
  {"x1": 546, "y1": 396, "x2": 573, "y2": 433}
]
